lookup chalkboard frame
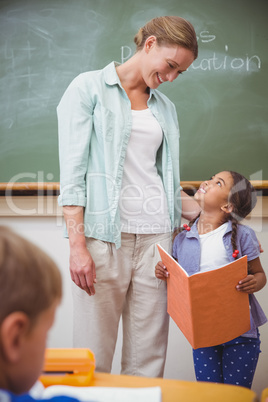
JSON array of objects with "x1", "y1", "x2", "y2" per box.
[{"x1": 0, "y1": 181, "x2": 267, "y2": 197}]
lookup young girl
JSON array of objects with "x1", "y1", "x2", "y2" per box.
[{"x1": 155, "y1": 171, "x2": 267, "y2": 388}]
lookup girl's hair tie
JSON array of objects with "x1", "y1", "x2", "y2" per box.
[
  {"x1": 232, "y1": 249, "x2": 239, "y2": 258},
  {"x1": 183, "y1": 223, "x2": 191, "y2": 231}
]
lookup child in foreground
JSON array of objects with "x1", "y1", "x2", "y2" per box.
[
  {"x1": 155, "y1": 171, "x2": 267, "y2": 388},
  {"x1": 0, "y1": 226, "x2": 82, "y2": 402}
]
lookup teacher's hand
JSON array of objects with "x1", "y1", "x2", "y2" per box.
[{"x1": 69, "y1": 244, "x2": 97, "y2": 296}]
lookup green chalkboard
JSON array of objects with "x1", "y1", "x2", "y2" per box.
[{"x1": 1, "y1": 0, "x2": 267, "y2": 183}]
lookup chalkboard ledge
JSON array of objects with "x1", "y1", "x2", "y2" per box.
[{"x1": 0, "y1": 181, "x2": 268, "y2": 196}]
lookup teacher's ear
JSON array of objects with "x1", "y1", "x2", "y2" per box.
[{"x1": 144, "y1": 35, "x2": 157, "y2": 52}]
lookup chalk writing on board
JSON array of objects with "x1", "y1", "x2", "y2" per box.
[{"x1": 121, "y1": 30, "x2": 262, "y2": 72}]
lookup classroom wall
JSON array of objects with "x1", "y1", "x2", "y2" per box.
[{"x1": 0, "y1": 196, "x2": 267, "y2": 397}]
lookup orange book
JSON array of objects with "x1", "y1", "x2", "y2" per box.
[{"x1": 157, "y1": 245, "x2": 251, "y2": 349}]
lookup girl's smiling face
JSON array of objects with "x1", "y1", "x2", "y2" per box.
[
  {"x1": 194, "y1": 171, "x2": 234, "y2": 213},
  {"x1": 142, "y1": 36, "x2": 195, "y2": 89}
]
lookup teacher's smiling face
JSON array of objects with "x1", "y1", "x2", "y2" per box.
[{"x1": 142, "y1": 36, "x2": 195, "y2": 89}]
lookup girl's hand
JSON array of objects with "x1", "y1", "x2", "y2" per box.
[
  {"x1": 236, "y1": 257, "x2": 267, "y2": 294},
  {"x1": 236, "y1": 274, "x2": 258, "y2": 294},
  {"x1": 155, "y1": 261, "x2": 169, "y2": 281}
]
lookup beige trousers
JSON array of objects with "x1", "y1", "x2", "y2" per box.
[{"x1": 72, "y1": 232, "x2": 172, "y2": 377}]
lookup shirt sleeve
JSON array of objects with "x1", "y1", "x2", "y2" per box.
[
  {"x1": 239, "y1": 225, "x2": 260, "y2": 261},
  {"x1": 172, "y1": 234, "x2": 180, "y2": 259},
  {"x1": 57, "y1": 74, "x2": 94, "y2": 207}
]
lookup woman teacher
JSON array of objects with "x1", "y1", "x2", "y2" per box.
[{"x1": 57, "y1": 16, "x2": 200, "y2": 377}]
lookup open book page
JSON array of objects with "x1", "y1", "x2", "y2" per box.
[
  {"x1": 157, "y1": 244, "x2": 251, "y2": 349},
  {"x1": 157, "y1": 245, "x2": 193, "y2": 343},
  {"x1": 157, "y1": 244, "x2": 190, "y2": 276},
  {"x1": 41, "y1": 384, "x2": 162, "y2": 402}
]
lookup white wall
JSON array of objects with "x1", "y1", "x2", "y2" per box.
[{"x1": 0, "y1": 196, "x2": 267, "y2": 398}]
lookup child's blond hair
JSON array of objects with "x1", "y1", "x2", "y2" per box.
[{"x1": 0, "y1": 226, "x2": 62, "y2": 326}]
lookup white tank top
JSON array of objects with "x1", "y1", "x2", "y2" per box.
[
  {"x1": 119, "y1": 108, "x2": 171, "y2": 234},
  {"x1": 199, "y1": 222, "x2": 230, "y2": 272}
]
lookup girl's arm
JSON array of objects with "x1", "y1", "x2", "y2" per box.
[{"x1": 236, "y1": 257, "x2": 267, "y2": 294}]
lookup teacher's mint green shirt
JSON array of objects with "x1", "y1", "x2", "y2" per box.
[{"x1": 57, "y1": 62, "x2": 182, "y2": 248}]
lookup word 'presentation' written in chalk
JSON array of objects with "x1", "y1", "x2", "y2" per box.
[{"x1": 157, "y1": 245, "x2": 250, "y2": 349}]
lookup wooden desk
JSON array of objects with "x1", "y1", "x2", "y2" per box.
[
  {"x1": 261, "y1": 387, "x2": 268, "y2": 402},
  {"x1": 91, "y1": 372, "x2": 258, "y2": 402}
]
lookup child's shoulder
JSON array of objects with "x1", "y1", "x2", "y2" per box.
[
  {"x1": 236, "y1": 223, "x2": 257, "y2": 238},
  {"x1": 173, "y1": 226, "x2": 196, "y2": 247},
  {"x1": 173, "y1": 228, "x2": 187, "y2": 242},
  {"x1": 236, "y1": 223, "x2": 260, "y2": 259}
]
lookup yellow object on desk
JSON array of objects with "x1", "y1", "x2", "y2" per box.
[{"x1": 40, "y1": 348, "x2": 95, "y2": 387}]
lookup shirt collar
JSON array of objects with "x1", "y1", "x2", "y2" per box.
[
  {"x1": 185, "y1": 219, "x2": 199, "y2": 238},
  {"x1": 103, "y1": 61, "x2": 122, "y2": 86},
  {"x1": 225, "y1": 220, "x2": 233, "y2": 234},
  {"x1": 103, "y1": 61, "x2": 156, "y2": 101},
  {"x1": 185, "y1": 219, "x2": 232, "y2": 238}
]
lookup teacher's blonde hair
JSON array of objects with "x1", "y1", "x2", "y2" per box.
[{"x1": 134, "y1": 16, "x2": 198, "y2": 59}]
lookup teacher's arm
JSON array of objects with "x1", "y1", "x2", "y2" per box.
[
  {"x1": 57, "y1": 76, "x2": 96, "y2": 295},
  {"x1": 63, "y1": 206, "x2": 96, "y2": 296},
  {"x1": 180, "y1": 190, "x2": 201, "y2": 221}
]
